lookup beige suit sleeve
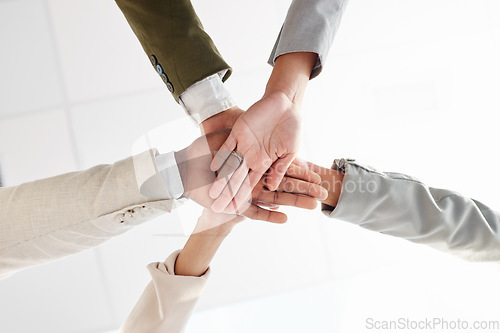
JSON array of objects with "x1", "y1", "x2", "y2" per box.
[
  {"x1": 121, "y1": 250, "x2": 209, "y2": 333},
  {"x1": 0, "y1": 150, "x2": 175, "y2": 278}
]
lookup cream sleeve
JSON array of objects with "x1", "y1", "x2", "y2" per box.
[{"x1": 120, "y1": 250, "x2": 210, "y2": 333}]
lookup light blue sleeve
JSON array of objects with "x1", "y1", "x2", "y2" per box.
[
  {"x1": 323, "y1": 161, "x2": 500, "y2": 262},
  {"x1": 268, "y1": 0, "x2": 349, "y2": 78}
]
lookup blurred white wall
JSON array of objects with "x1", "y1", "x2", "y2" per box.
[{"x1": 1, "y1": 0, "x2": 500, "y2": 332}]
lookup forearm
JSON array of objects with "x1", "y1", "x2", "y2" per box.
[
  {"x1": 122, "y1": 212, "x2": 240, "y2": 331},
  {"x1": 175, "y1": 217, "x2": 235, "y2": 277},
  {"x1": 265, "y1": 52, "x2": 317, "y2": 105},
  {"x1": 199, "y1": 106, "x2": 243, "y2": 135}
]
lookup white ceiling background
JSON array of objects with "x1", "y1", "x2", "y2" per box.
[{"x1": 1, "y1": 0, "x2": 500, "y2": 332}]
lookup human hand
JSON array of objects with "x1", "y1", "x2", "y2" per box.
[
  {"x1": 208, "y1": 91, "x2": 301, "y2": 213},
  {"x1": 245, "y1": 158, "x2": 328, "y2": 223},
  {"x1": 199, "y1": 106, "x2": 244, "y2": 135},
  {"x1": 252, "y1": 161, "x2": 328, "y2": 211},
  {"x1": 295, "y1": 159, "x2": 344, "y2": 208},
  {"x1": 175, "y1": 164, "x2": 328, "y2": 277},
  {"x1": 208, "y1": 52, "x2": 317, "y2": 214},
  {"x1": 175, "y1": 129, "x2": 326, "y2": 223}
]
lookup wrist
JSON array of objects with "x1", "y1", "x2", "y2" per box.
[
  {"x1": 175, "y1": 216, "x2": 233, "y2": 277},
  {"x1": 316, "y1": 167, "x2": 343, "y2": 208},
  {"x1": 265, "y1": 52, "x2": 317, "y2": 104},
  {"x1": 195, "y1": 221, "x2": 234, "y2": 238},
  {"x1": 195, "y1": 210, "x2": 241, "y2": 236},
  {"x1": 200, "y1": 106, "x2": 244, "y2": 134}
]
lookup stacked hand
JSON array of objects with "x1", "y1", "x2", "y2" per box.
[
  {"x1": 173, "y1": 160, "x2": 340, "y2": 277},
  {"x1": 200, "y1": 52, "x2": 318, "y2": 214},
  {"x1": 175, "y1": 128, "x2": 327, "y2": 224},
  {"x1": 208, "y1": 92, "x2": 301, "y2": 213},
  {"x1": 166, "y1": 63, "x2": 342, "y2": 279}
]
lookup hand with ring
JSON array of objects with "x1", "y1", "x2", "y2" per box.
[{"x1": 174, "y1": 128, "x2": 327, "y2": 223}]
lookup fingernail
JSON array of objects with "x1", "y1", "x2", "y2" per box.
[{"x1": 210, "y1": 161, "x2": 219, "y2": 172}]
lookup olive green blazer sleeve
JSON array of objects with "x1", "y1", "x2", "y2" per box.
[{"x1": 115, "y1": 0, "x2": 232, "y2": 101}]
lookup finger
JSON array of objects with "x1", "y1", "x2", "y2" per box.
[
  {"x1": 253, "y1": 201, "x2": 280, "y2": 210},
  {"x1": 225, "y1": 172, "x2": 254, "y2": 214},
  {"x1": 210, "y1": 134, "x2": 237, "y2": 172},
  {"x1": 255, "y1": 189, "x2": 318, "y2": 210},
  {"x1": 285, "y1": 163, "x2": 321, "y2": 185},
  {"x1": 266, "y1": 154, "x2": 295, "y2": 191},
  {"x1": 211, "y1": 162, "x2": 249, "y2": 213},
  {"x1": 226, "y1": 167, "x2": 268, "y2": 214},
  {"x1": 248, "y1": 168, "x2": 266, "y2": 189},
  {"x1": 208, "y1": 151, "x2": 244, "y2": 199},
  {"x1": 291, "y1": 157, "x2": 308, "y2": 168},
  {"x1": 235, "y1": 169, "x2": 268, "y2": 213},
  {"x1": 277, "y1": 176, "x2": 328, "y2": 200},
  {"x1": 302, "y1": 160, "x2": 324, "y2": 174},
  {"x1": 243, "y1": 204, "x2": 287, "y2": 223}
]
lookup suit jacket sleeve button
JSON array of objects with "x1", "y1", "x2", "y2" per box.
[
  {"x1": 166, "y1": 82, "x2": 174, "y2": 93},
  {"x1": 156, "y1": 64, "x2": 163, "y2": 75},
  {"x1": 150, "y1": 55, "x2": 157, "y2": 67},
  {"x1": 160, "y1": 73, "x2": 169, "y2": 84}
]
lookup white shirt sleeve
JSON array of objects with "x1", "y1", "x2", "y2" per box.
[
  {"x1": 146, "y1": 73, "x2": 235, "y2": 199},
  {"x1": 132, "y1": 151, "x2": 185, "y2": 202},
  {"x1": 178, "y1": 72, "x2": 235, "y2": 125},
  {"x1": 155, "y1": 151, "x2": 184, "y2": 199}
]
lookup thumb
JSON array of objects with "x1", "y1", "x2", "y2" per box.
[
  {"x1": 265, "y1": 154, "x2": 295, "y2": 191},
  {"x1": 211, "y1": 134, "x2": 237, "y2": 171}
]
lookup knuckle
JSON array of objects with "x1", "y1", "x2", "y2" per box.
[{"x1": 273, "y1": 191, "x2": 279, "y2": 204}]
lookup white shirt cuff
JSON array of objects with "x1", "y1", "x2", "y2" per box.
[
  {"x1": 154, "y1": 151, "x2": 184, "y2": 200},
  {"x1": 178, "y1": 72, "x2": 235, "y2": 125}
]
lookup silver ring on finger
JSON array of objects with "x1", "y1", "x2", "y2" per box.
[{"x1": 230, "y1": 151, "x2": 244, "y2": 167}]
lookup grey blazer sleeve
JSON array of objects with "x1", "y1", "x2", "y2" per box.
[
  {"x1": 322, "y1": 161, "x2": 500, "y2": 261},
  {"x1": 268, "y1": 0, "x2": 349, "y2": 78}
]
